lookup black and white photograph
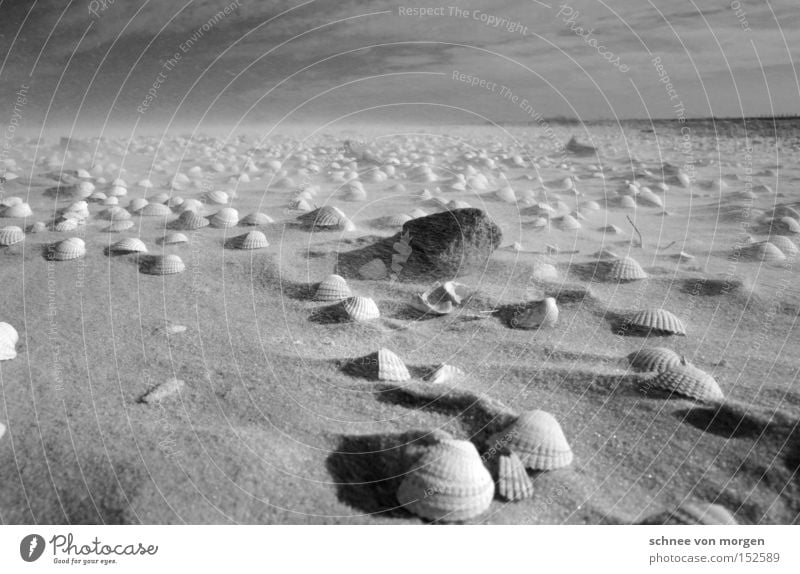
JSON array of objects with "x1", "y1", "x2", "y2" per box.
[{"x1": 0, "y1": 0, "x2": 798, "y2": 571}]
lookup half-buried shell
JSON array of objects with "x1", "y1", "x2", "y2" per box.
[
  {"x1": 376, "y1": 348, "x2": 410, "y2": 381},
  {"x1": 489, "y1": 410, "x2": 573, "y2": 471},
  {"x1": 49, "y1": 237, "x2": 86, "y2": 261},
  {"x1": 226, "y1": 230, "x2": 268, "y2": 250},
  {"x1": 0, "y1": 321, "x2": 19, "y2": 361},
  {"x1": 104, "y1": 220, "x2": 135, "y2": 233},
  {"x1": 397, "y1": 439, "x2": 495, "y2": 522},
  {"x1": 210, "y1": 207, "x2": 239, "y2": 228},
  {"x1": 170, "y1": 210, "x2": 209, "y2": 230},
  {"x1": 239, "y1": 211, "x2": 273, "y2": 226},
  {"x1": 512, "y1": 297, "x2": 558, "y2": 329},
  {"x1": 626, "y1": 347, "x2": 682, "y2": 373},
  {"x1": 0, "y1": 226, "x2": 24, "y2": 246},
  {"x1": 494, "y1": 449, "x2": 534, "y2": 502},
  {"x1": 109, "y1": 238, "x2": 148, "y2": 254},
  {"x1": 625, "y1": 309, "x2": 686, "y2": 336},
  {"x1": 140, "y1": 254, "x2": 185, "y2": 275},
  {"x1": 607, "y1": 256, "x2": 647, "y2": 281},
  {"x1": 314, "y1": 274, "x2": 352, "y2": 302},
  {"x1": 341, "y1": 296, "x2": 380, "y2": 321},
  {"x1": 647, "y1": 359, "x2": 723, "y2": 402}
]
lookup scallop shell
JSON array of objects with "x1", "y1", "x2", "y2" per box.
[
  {"x1": 138, "y1": 202, "x2": 172, "y2": 217},
  {"x1": 637, "y1": 189, "x2": 663, "y2": 207},
  {"x1": 27, "y1": 221, "x2": 47, "y2": 234},
  {"x1": 210, "y1": 207, "x2": 239, "y2": 228},
  {"x1": 425, "y1": 364, "x2": 464, "y2": 384},
  {"x1": 104, "y1": 220, "x2": 135, "y2": 233},
  {"x1": 341, "y1": 296, "x2": 380, "y2": 321},
  {"x1": 494, "y1": 449, "x2": 534, "y2": 502},
  {"x1": 148, "y1": 192, "x2": 169, "y2": 203},
  {"x1": 314, "y1": 274, "x2": 352, "y2": 302},
  {"x1": 409, "y1": 289, "x2": 454, "y2": 315},
  {"x1": 128, "y1": 198, "x2": 149, "y2": 212},
  {"x1": 53, "y1": 218, "x2": 79, "y2": 232},
  {"x1": 608, "y1": 256, "x2": 647, "y2": 281},
  {"x1": 98, "y1": 207, "x2": 131, "y2": 221},
  {"x1": 648, "y1": 361, "x2": 723, "y2": 401},
  {"x1": 158, "y1": 232, "x2": 188, "y2": 245},
  {"x1": 2, "y1": 203, "x2": 33, "y2": 218},
  {"x1": 0, "y1": 322, "x2": 19, "y2": 361},
  {"x1": 205, "y1": 190, "x2": 229, "y2": 204},
  {"x1": 642, "y1": 502, "x2": 737, "y2": 525},
  {"x1": 397, "y1": 439, "x2": 495, "y2": 522},
  {"x1": 490, "y1": 410, "x2": 573, "y2": 470},
  {"x1": 240, "y1": 212, "x2": 274, "y2": 226},
  {"x1": 627, "y1": 347, "x2": 682, "y2": 373},
  {"x1": 376, "y1": 348, "x2": 411, "y2": 381},
  {"x1": 512, "y1": 297, "x2": 558, "y2": 329},
  {"x1": 226, "y1": 230, "x2": 268, "y2": 250},
  {"x1": 139, "y1": 377, "x2": 184, "y2": 404},
  {"x1": 0, "y1": 226, "x2": 24, "y2": 246},
  {"x1": 556, "y1": 214, "x2": 581, "y2": 230},
  {"x1": 109, "y1": 238, "x2": 148, "y2": 254},
  {"x1": 171, "y1": 210, "x2": 209, "y2": 230},
  {"x1": 746, "y1": 241, "x2": 786, "y2": 263},
  {"x1": 626, "y1": 309, "x2": 686, "y2": 335},
  {"x1": 49, "y1": 237, "x2": 86, "y2": 261},
  {"x1": 140, "y1": 254, "x2": 186, "y2": 275},
  {"x1": 297, "y1": 206, "x2": 347, "y2": 229},
  {"x1": 769, "y1": 235, "x2": 798, "y2": 257}
]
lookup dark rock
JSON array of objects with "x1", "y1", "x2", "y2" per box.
[
  {"x1": 565, "y1": 136, "x2": 597, "y2": 157},
  {"x1": 401, "y1": 208, "x2": 502, "y2": 279}
]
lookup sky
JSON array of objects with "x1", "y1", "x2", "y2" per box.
[{"x1": 1, "y1": 0, "x2": 798, "y2": 134}]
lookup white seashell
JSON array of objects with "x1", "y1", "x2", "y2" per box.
[
  {"x1": 375, "y1": 348, "x2": 411, "y2": 381},
  {"x1": 138, "y1": 202, "x2": 172, "y2": 217},
  {"x1": 0, "y1": 226, "x2": 24, "y2": 246},
  {"x1": 2, "y1": 203, "x2": 33, "y2": 218},
  {"x1": 171, "y1": 210, "x2": 209, "y2": 230},
  {"x1": 140, "y1": 254, "x2": 185, "y2": 275},
  {"x1": 626, "y1": 309, "x2": 686, "y2": 335},
  {"x1": 341, "y1": 296, "x2": 380, "y2": 321},
  {"x1": 648, "y1": 360, "x2": 723, "y2": 402},
  {"x1": 49, "y1": 237, "x2": 86, "y2": 261},
  {"x1": 109, "y1": 238, "x2": 148, "y2": 254},
  {"x1": 107, "y1": 185, "x2": 128, "y2": 197},
  {"x1": 627, "y1": 347, "x2": 681, "y2": 373},
  {"x1": 512, "y1": 297, "x2": 558, "y2": 329},
  {"x1": 27, "y1": 221, "x2": 47, "y2": 234},
  {"x1": 240, "y1": 212, "x2": 274, "y2": 226},
  {"x1": 297, "y1": 206, "x2": 347, "y2": 229},
  {"x1": 158, "y1": 232, "x2": 188, "y2": 245},
  {"x1": 0, "y1": 321, "x2": 19, "y2": 361},
  {"x1": 226, "y1": 231, "x2": 268, "y2": 250},
  {"x1": 744, "y1": 241, "x2": 786, "y2": 263},
  {"x1": 140, "y1": 377, "x2": 184, "y2": 403},
  {"x1": 397, "y1": 439, "x2": 494, "y2": 522},
  {"x1": 128, "y1": 198, "x2": 149, "y2": 212},
  {"x1": 607, "y1": 256, "x2": 647, "y2": 281},
  {"x1": 210, "y1": 207, "x2": 239, "y2": 228},
  {"x1": 556, "y1": 214, "x2": 581, "y2": 230},
  {"x1": 98, "y1": 207, "x2": 131, "y2": 221},
  {"x1": 769, "y1": 235, "x2": 798, "y2": 257},
  {"x1": 314, "y1": 274, "x2": 352, "y2": 302},
  {"x1": 495, "y1": 449, "x2": 534, "y2": 502},
  {"x1": 205, "y1": 190, "x2": 229, "y2": 204},
  {"x1": 104, "y1": 220, "x2": 135, "y2": 233},
  {"x1": 489, "y1": 410, "x2": 573, "y2": 470},
  {"x1": 425, "y1": 364, "x2": 464, "y2": 384}
]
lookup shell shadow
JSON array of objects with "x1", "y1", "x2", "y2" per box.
[
  {"x1": 280, "y1": 278, "x2": 318, "y2": 301},
  {"x1": 334, "y1": 234, "x2": 398, "y2": 279},
  {"x1": 565, "y1": 260, "x2": 612, "y2": 282},
  {"x1": 374, "y1": 382, "x2": 516, "y2": 451},
  {"x1": 680, "y1": 277, "x2": 743, "y2": 296},
  {"x1": 324, "y1": 429, "x2": 449, "y2": 518},
  {"x1": 308, "y1": 303, "x2": 348, "y2": 324}
]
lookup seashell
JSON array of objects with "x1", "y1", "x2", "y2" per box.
[
  {"x1": 226, "y1": 230, "x2": 268, "y2": 250},
  {"x1": 425, "y1": 364, "x2": 464, "y2": 384},
  {"x1": 314, "y1": 274, "x2": 352, "y2": 302},
  {"x1": 167, "y1": 196, "x2": 183, "y2": 208},
  {"x1": 556, "y1": 214, "x2": 581, "y2": 230},
  {"x1": 769, "y1": 235, "x2": 798, "y2": 257},
  {"x1": 49, "y1": 237, "x2": 86, "y2": 261},
  {"x1": 138, "y1": 202, "x2": 172, "y2": 217},
  {"x1": 240, "y1": 211, "x2": 273, "y2": 226},
  {"x1": 148, "y1": 192, "x2": 169, "y2": 204},
  {"x1": 494, "y1": 449, "x2": 534, "y2": 502},
  {"x1": 178, "y1": 199, "x2": 204, "y2": 213},
  {"x1": 745, "y1": 241, "x2": 786, "y2": 263},
  {"x1": 616, "y1": 195, "x2": 636, "y2": 208},
  {"x1": 512, "y1": 297, "x2": 558, "y2": 329},
  {"x1": 27, "y1": 221, "x2": 47, "y2": 234},
  {"x1": 98, "y1": 207, "x2": 131, "y2": 221},
  {"x1": 107, "y1": 185, "x2": 127, "y2": 197},
  {"x1": 158, "y1": 232, "x2": 188, "y2": 245},
  {"x1": 128, "y1": 198, "x2": 149, "y2": 212},
  {"x1": 599, "y1": 224, "x2": 623, "y2": 235},
  {"x1": 104, "y1": 220, "x2": 135, "y2": 233},
  {"x1": 358, "y1": 258, "x2": 387, "y2": 279},
  {"x1": 109, "y1": 238, "x2": 147, "y2": 254},
  {"x1": 376, "y1": 348, "x2": 411, "y2": 381},
  {"x1": 341, "y1": 296, "x2": 380, "y2": 321},
  {"x1": 386, "y1": 213, "x2": 412, "y2": 227},
  {"x1": 297, "y1": 205, "x2": 347, "y2": 229},
  {"x1": 210, "y1": 207, "x2": 239, "y2": 228},
  {"x1": 397, "y1": 439, "x2": 495, "y2": 522},
  {"x1": 447, "y1": 200, "x2": 471, "y2": 210},
  {"x1": 495, "y1": 186, "x2": 516, "y2": 203},
  {"x1": 0, "y1": 226, "x2": 24, "y2": 246},
  {"x1": 773, "y1": 216, "x2": 800, "y2": 234},
  {"x1": 170, "y1": 209, "x2": 209, "y2": 230},
  {"x1": 607, "y1": 256, "x2": 647, "y2": 281},
  {"x1": 53, "y1": 217, "x2": 79, "y2": 232},
  {"x1": 89, "y1": 192, "x2": 108, "y2": 202},
  {"x1": 205, "y1": 190, "x2": 229, "y2": 204},
  {"x1": 139, "y1": 377, "x2": 184, "y2": 404},
  {"x1": 625, "y1": 308, "x2": 686, "y2": 335},
  {"x1": 140, "y1": 254, "x2": 186, "y2": 275},
  {"x1": 489, "y1": 410, "x2": 573, "y2": 470},
  {"x1": 2, "y1": 203, "x2": 33, "y2": 218},
  {"x1": 647, "y1": 359, "x2": 723, "y2": 401},
  {"x1": 409, "y1": 208, "x2": 428, "y2": 219},
  {"x1": 0, "y1": 196, "x2": 22, "y2": 208},
  {"x1": 637, "y1": 188, "x2": 663, "y2": 207},
  {"x1": 641, "y1": 502, "x2": 737, "y2": 525},
  {"x1": 0, "y1": 321, "x2": 19, "y2": 361},
  {"x1": 626, "y1": 347, "x2": 682, "y2": 373}
]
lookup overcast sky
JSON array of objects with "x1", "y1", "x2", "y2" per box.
[{"x1": 1, "y1": 0, "x2": 798, "y2": 134}]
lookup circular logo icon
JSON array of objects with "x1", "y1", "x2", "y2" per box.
[{"x1": 20, "y1": 534, "x2": 45, "y2": 562}]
